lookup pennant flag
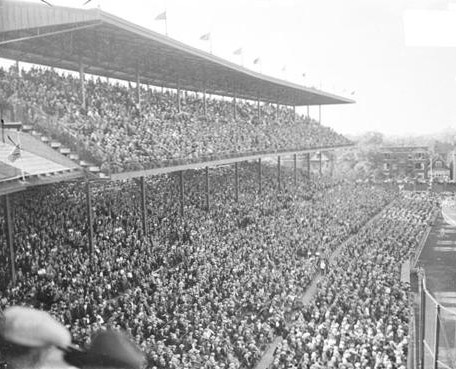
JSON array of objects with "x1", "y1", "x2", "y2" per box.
[
  {"x1": 233, "y1": 48, "x2": 243, "y2": 55},
  {"x1": 253, "y1": 57, "x2": 261, "y2": 64},
  {"x1": 155, "y1": 11, "x2": 167, "y2": 20},
  {"x1": 200, "y1": 33, "x2": 211, "y2": 41},
  {"x1": 351, "y1": 91, "x2": 356, "y2": 95},
  {"x1": 8, "y1": 144, "x2": 21, "y2": 162},
  {"x1": 40, "y1": 0, "x2": 53, "y2": 6}
]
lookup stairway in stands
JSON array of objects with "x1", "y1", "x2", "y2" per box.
[{"x1": 20, "y1": 123, "x2": 109, "y2": 179}]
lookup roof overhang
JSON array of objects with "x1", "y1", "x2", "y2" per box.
[{"x1": 0, "y1": 0, "x2": 355, "y2": 106}]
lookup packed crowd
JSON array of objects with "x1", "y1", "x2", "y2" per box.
[
  {"x1": 271, "y1": 192, "x2": 437, "y2": 369},
  {"x1": 0, "y1": 164, "x2": 392, "y2": 369},
  {"x1": 0, "y1": 67, "x2": 350, "y2": 172}
]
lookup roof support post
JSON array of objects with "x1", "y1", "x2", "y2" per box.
[
  {"x1": 85, "y1": 180, "x2": 94, "y2": 259},
  {"x1": 307, "y1": 153, "x2": 311, "y2": 177},
  {"x1": 177, "y1": 81, "x2": 181, "y2": 113},
  {"x1": 257, "y1": 98, "x2": 260, "y2": 120},
  {"x1": 140, "y1": 176, "x2": 147, "y2": 235},
  {"x1": 135, "y1": 68, "x2": 141, "y2": 112},
  {"x1": 276, "y1": 102, "x2": 279, "y2": 121},
  {"x1": 205, "y1": 166, "x2": 210, "y2": 211},
  {"x1": 4, "y1": 194, "x2": 16, "y2": 286},
  {"x1": 319, "y1": 105, "x2": 321, "y2": 124},
  {"x1": 293, "y1": 105, "x2": 296, "y2": 122},
  {"x1": 307, "y1": 105, "x2": 309, "y2": 119},
  {"x1": 203, "y1": 88, "x2": 207, "y2": 117},
  {"x1": 319, "y1": 151, "x2": 323, "y2": 176},
  {"x1": 234, "y1": 162, "x2": 239, "y2": 202},
  {"x1": 15, "y1": 60, "x2": 20, "y2": 75},
  {"x1": 79, "y1": 60, "x2": 86, "y2": 109},
  {"x1": 258, "y1": 158, "x2": 262, "y2": 194},
  {"x1": 233, "y1": 93, "x2": 237, "y2": 120},
  {"x1": 294, "y1": 154, "x2": 297, "y2": 185},
  {"x1": 179, "y1": 171, "x2": 184, "y2": 216},
  {"x1": 277, "y1": 156, "x2": 281, "y2": 191},
  {"x1": 330, "y1": 152, "x2": 334, "y2": 177}
]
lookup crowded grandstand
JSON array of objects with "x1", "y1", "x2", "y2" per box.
[{"x1": 0, "y1": 1, "x2": 440, "y2": 369}]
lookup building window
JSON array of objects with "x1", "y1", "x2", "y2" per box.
[{"x1": 435, "y1": 161, "x2": 443, "y2": 169}]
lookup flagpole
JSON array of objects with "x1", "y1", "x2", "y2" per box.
[
  {"x1": 165, "y1": 16, "x2": 168, "y2": 36},
  {"x1": 210, "y1": 36, "x2": 213, "y2": 54}
]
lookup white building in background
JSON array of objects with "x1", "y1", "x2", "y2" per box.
[{"x1": 429, "y1": 155, "x2": 451, "y2": 182}]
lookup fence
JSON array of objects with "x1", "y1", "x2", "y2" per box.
[{"x1": 417, "y1": 274, "x2": 456, "y2": 369}]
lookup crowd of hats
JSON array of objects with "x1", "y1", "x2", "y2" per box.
[
  {"x1": 0, "y1": 163, "x2": 393, "y2": 369},
  {"x1": 0, "y1": 67, "x2": 350, "y2": 173},
  {"x1": 270, "y1": 192, "x2": 437, "y2": 369}
]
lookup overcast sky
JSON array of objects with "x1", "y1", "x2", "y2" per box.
[{"x1": 10, "y1": 0, "x2": 456, "y2": 136}]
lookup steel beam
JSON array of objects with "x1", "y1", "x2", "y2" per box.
[
  {"x1": 4, "y1": 195, "x2": 16, "y2": 285},
  {"x1": 277, "y1": 156, "x2": 281, "y2": 190},
  {"x1": 234, "y1": 162, "x2": 239, "y2": 202},
  {"x1": 258, "y1": 158, "x2": 262, "y2": 194},
  {"x1": 205, "y1": 166, "x2": 210, "y2": 211},
  {"x1": 140, "y1": 176, "x2": 147, "y2": 234},
  {"x1": 179, "y1": 171, "x2": 184, "y2": 216},
  {"x1": 85, "y1": 180, "x2": 94, "y2": 257},
  {"x1": 293, "y1": 154, "x2": 297, "y2": 185}
]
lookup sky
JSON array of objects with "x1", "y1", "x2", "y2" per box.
[{"x1": 6, "y1": 0, "x2": 456, "y2": 136}]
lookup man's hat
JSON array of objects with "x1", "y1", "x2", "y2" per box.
[
  {"x1": 64, "y1": 330, "x2": 144, "y2": 369},
  {"x1": 0, "y1": 306, "x2": 71, "y2": 349}
]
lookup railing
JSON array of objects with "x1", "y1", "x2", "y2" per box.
[{"x1": 417, "y1": 273, "x2": 456, "y2": 369}]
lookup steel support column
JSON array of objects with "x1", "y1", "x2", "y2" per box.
[
  {"x1": 276, "y1": 102, "x2": 279, "y2": 121},
  {"x1": 79, "y1": 60, "x2": 86, "y2": 108},
  {"x1": 85, "y1": 180, "x2": 94, "y2": 258},
  {"x1": 293, "y1": 154, "x2": 297, "y2": 185},
  {"x1": 307, "y1": 105, "x2": 309, "y2": 118},
  {"x1": 277, "y1": 156, "x2": 281, "y2": 190},
  {"x1": 319, "y1": 105, "x2": 321, "y2": 123},
  {"x1": 257, "y1": 158, "x2": 262, "y2": 194},
  {"x1": 235, "y1": 162, "x2": 239, "y2": 202},
  {"x1": 177, "y1": 81, "x2": 181, "y2": 113},
  {"x1": 179, "y1": 171, "x2": 184, "y2": 216},
  {"x1": 307, "y1": 153, "x2": 311, "y2": 176},
  {"x1": 140, "y1": 176, "x2": 147, "y2": 235},
  {"x1": 4, "y1": 195, "x2": 16, "y2": 285},
  {"x1": 293, "y1": 105, "x2": 296, "y2": 121},
  {"x1": 257, "y1": 98, "x2": 260, "y2": 119},
  {"x1": 233, "y1": 94, "x2": 237, "y2": 120},
  {"x1": 203, "y1": 89, "x2": 207, "y2": 117},
  {"x1": 205, "y1": 166, "x2": 210, "y2": 211},
  {"x1": 135, "y1": 68, "x2": 141, "y2": 111},
  {"x1": 433, "y1": 304, "x2": 441, "y2": 369},
  {"x1": 420, "y1": 279, "x2": 426, "y2": 369},
  {"x1": 319, "y1": 151, "x2": 323, "y2": 175}
]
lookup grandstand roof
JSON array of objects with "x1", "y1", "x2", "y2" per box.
[{"x1": 0, "y1": 0, "x2": 355, "y2": 106}]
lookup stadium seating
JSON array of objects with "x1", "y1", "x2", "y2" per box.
[
  {"x1": 0, "y1": 67, "x2": 351, "y2": 173},
  {"x1": 0, "y1": 164, "x2": 393, "y2": 369}
]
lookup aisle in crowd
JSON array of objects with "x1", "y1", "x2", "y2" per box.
[
  {"x1": 270, "y1": 192, "x2": 437, "y2": 369},
  {"x1": 0, "y1": 67, "x2": 350, "y2": 172},
  {"x1": 0, "y1": 163, "x2": 392, "y2": 369}
]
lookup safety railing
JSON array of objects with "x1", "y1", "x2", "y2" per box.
[{"x1": 417, "y1": 274, "x2": 456, "y2": 369}]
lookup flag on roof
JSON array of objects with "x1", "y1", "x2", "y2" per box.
[
  {"x1": 233, "y1": 48, "x2": 243, "y2": 55},
  {"x1": 351, "y1": 91, "x2": 356, "y2": 95},
  {"x1": 253, "y1": 57, "x2": 261, "y2": 64},
  {"x1": 8, "y1": 145, "x2": 21, "y2": 162},
  {"x1": 155, "y1": 11, "x2": 167, "y2": 20},
  {"x1": 200, "y1": 33, "x2": 211, "y2": 41}
]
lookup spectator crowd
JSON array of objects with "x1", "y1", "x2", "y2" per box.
[
  {"x1": 0, "y1": 67, "x2": 351, "y2": 173},
  {"x1": 0, "y1": 163, "x2": 394, "y2": 369},
  {"x1": 271, "y1": 192, "x2": 436, "y2": 369}
]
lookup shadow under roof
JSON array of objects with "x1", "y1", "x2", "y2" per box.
[{"x1": 0, "y1": 0, "x2": 355, "y2": 106}]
